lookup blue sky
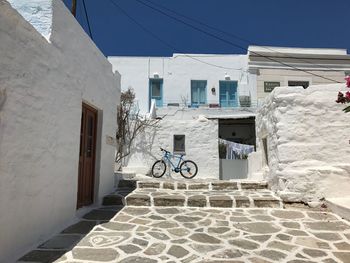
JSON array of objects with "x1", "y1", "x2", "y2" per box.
[{"x1": 63, "y1": 0, "x2": 350, "y2": 56}]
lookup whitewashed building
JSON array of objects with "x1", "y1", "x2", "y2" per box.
[
  {"x1": 0, "y1": 1, "x2": 120, "y2": 262},
  {"x1": 109, "y1": 47, "x2": 350, "y2": 181},
  {"x1": 108, "y1": 54, "x2": 256, "y2": 113},
  {"x1": 109, "y1": 54, "x2": 258, "y2": 179}
]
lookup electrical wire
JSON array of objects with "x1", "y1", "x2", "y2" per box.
[
  {"x1": 141, "y1": 0, "x2": 347, "y2": 72},
  {"x1": 108, "y1": 0, "x2": 246, "y2": 71},
  {"x1": 82, "y1": 0, "x2": 93, "y2": 40},
  {"x1": 133, "y1": 0, "x2": 341, "y2": 83}
]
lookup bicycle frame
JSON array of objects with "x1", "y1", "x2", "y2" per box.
[{"x1": 162, "y1": 151, "x2": 185, "y2": 172}]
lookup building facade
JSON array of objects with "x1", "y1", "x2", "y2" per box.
[
  {"x1": 108, "y1": 54, "x2": 257, "y2": 113},
  {"x1": 108, "y1": 47, "x2": 350, "y2": 181},
  {"x1": 109, "y1": 54, "x2": 259, "y2": 179},
  {"x1": 0, "y1": 1, "x2": 120, "y2": 261},
  {"x1": 248, "y1": 46, "x2": 350, "y2": 104}
]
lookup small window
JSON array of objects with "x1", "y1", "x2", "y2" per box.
[
  {"x1": 288, "y1": 81, "x2": 309, "y2": 89},
  {"x1": 264, "y1": 82, "x2": 280, "y2": 92},
  {"x1": 173, "y1": 135, "x2": 185, "y2": 154}
]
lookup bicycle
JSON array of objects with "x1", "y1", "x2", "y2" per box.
[{"x1": 151, "y1": 148, "x2": 198, "y2": 179}]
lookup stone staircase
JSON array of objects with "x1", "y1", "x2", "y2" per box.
[
  {"x1": 104, "y1": 179, "x2": 283, "y2": 209},
  {"x1": 102, "y1": 179, "x2": 136, "y2": 206}
]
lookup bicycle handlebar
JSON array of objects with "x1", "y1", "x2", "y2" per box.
[{"x1": 160, "y1": 147, "x2": 170, "y2": 153}]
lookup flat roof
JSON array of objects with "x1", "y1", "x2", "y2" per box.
[
  {"x1": 108, "y1": 53, "x2": 244, "y2": 59},
  {"x1": 248, "y1": 46, "x2": 348, "y2": 56}
]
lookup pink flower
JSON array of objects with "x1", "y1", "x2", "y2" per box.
[
  {"x1": 346, "y1": 91, "x2": 350, "y2": 100},
  {"x1": 346, "y1": 75, "x2": 350, "y2": 88}
]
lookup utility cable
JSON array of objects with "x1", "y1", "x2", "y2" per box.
[
  {"x1": 82, "y1": 0, "x2": 94, "y2": 40},
  {"x1": 108, "y1": 0, "x2": 246, "y2": 71},
  {"x1": 141, "y1": 0, "x2": 346, "y2": 72},
  {"x1": 134, "y1": 0, "x2": 341, "y2": 83}
]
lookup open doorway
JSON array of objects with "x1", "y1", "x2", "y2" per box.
[
  {"x1": 219, "y1": 117, "x2": 256, "y2": 147},
  {"x1": 218, "y1": 117, "x2": 256, "y2": 180}
]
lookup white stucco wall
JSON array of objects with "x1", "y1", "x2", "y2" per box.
[
  {"x1": 0, "y1": 1, "x2": 120, "y2": 262},
  {"x1": 256, "y1": 83, "x2": 350, "y2": 202},
  {"x1": 126, "y1": 117, "x2": 219, "y2": 179},
  {"x1": 108, "y1": 54, "x2": 256, "y2": 113}
]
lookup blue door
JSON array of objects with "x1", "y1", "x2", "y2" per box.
[
  {"x1": 149, "y1": 79, "x2": 163, "y2": 108},
  {"x1": 191, "y1": 80, "x2": 207, "y2": 107},
  {"x1": 219, "y1": 81, "x2": 238, "y2": 107}
]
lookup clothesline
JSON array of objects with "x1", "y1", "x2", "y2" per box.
[{"x1": 219, "y1": 138, "x2": 254, "y2": 160}]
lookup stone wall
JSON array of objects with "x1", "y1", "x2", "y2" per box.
[
  {"x1": 256, "y1": 83, "x2": 350, "y2": 202},
  {"x1": 0, "y1": 1, "x2": 120, "y2": 261}
]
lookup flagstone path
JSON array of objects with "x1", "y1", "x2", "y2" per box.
[{"x1": 20, "y1": 206, "x2": 350, "y2": 263}]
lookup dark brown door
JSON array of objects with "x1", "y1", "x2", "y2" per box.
[{"x1": 77, "y1": 103, "x2": 97, "y2": 209}]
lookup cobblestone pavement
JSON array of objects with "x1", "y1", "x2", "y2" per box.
[{"x1": 22, "y1": 206, "x2": 350, "y2": 263}]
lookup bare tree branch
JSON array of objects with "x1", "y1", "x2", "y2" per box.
[{"x1": 115, "y1": 88, "x2": 159, "y2": 170}]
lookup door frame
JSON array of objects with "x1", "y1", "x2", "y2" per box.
[
  {"x1": 219, "y1": 80, "x2": 238, "y2": 108},
  {"x1": 149, "y1": 78, "x2": 163, "y2": 109},
  {"x1": 191, "y1": 80, "x2": 207, "y2": 107},
  {"x1": 77, "y1": 102, "x2": 98, "y2": 209}
]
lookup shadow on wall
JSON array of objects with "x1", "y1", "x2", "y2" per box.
[
  {"x1": 125, "y1": 125, "x2": 159, "y2": 174},
  {"x1": 0, "y1": 88, "x2": 7, "y2": 122},
  {"x1": 0, "y1": 88, "x2": 6, "y2": 110}
]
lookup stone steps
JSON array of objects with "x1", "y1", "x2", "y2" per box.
[
  {"x1": 125, "y1": 189, "x2": 282, "y2": 209},
  {"x1": 137, "y1": 180, "x2": 268, "y2": 191},
  {"x1": 103, "y1": 179, "x2": 136, "y2": 206},
  {"x1": 104, "y1": 179, "x2": 281, "y2": 209}
]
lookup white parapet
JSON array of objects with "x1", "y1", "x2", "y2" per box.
[{"x1": 7, "y1": 0, "x2": 52, "y2": 41}]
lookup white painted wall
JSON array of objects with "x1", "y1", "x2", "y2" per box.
[
  {"x1": 256, "y1": 83, "x2": 350, "y2": 202},
  {"x1": 126, "y1": 117, "x2": 219, "y2": 179},
  {"x1": 0, "y1": 1, "x2": 120, "y2": 261},
  {"x1": 108, "y1": 54, "x2": 256, "y2": 113}
]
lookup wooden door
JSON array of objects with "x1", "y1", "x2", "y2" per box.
[{"x1": 77, "y1": 103, "x2": 97, "y2": 209}]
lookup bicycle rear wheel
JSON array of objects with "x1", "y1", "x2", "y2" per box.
[
  {"x1": 151, "y1": 160, "x2": 166, "y2": 178},
  {"x1": 180, "y1": 160, "x2": 198, "y2": 179}
]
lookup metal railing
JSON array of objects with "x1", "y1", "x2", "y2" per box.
[{"x1": 155, "y1": 99, "x2": 258, "y2": 109}]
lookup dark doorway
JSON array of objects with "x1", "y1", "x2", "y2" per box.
[
  {"x1": 218, "y1": 117, "x2": 256, "y2": 148},
  {"x1": 77, "y1": 103, "x2": 98, "y2": 209}
]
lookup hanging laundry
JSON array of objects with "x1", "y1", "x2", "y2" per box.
[{"x1": 219, "y1": 138, "x2": 254, "y2": 160}]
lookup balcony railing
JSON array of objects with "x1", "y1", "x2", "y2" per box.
[{"x1": 155, "y1": 99, "x2": 258, "y2": 109}]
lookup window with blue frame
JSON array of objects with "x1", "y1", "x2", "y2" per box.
[
  {"x1": 149, "y1": 79, "x2": 163, "y2": 108},
  {"x1": 219, "y1": 81, "x2": 238, "y2": 107},
  {"x1": 191, "y1": 80, "x2": 207, "y2": 107}
]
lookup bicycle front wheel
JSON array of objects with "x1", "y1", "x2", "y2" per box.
[
  {"x1": 151, "y1": 160, "x2": 166, "y2": 178},
  {"x1": 180, "y1": 160, "x2": 198, "y2": 179}
]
